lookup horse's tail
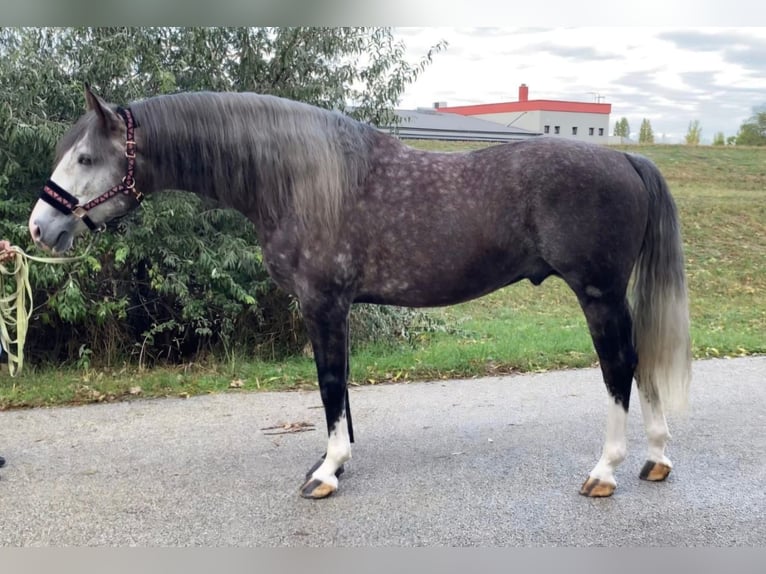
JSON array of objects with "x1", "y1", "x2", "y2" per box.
[{"x1": 625, "y1": 153, "x2": 691, "y2": 412}]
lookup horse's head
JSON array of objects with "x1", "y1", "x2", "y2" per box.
[{"x1": 28, "y1": 85, "x2": 144, "y2": 253}]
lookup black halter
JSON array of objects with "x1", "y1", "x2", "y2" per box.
[{"x1": 39, "y1": 107, "x2": 144, "y2": 233}]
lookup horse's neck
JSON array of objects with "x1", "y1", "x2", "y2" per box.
[
  {"x1": 136, "y1": 96, "x2": 380, "y2": 239},
  {"x1": 138, "y1": 113, "x2": 253, "y2": 209}
]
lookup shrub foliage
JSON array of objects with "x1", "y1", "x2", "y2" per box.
[{"x1": 0, "y1": 27, "x2": 445, "y2": 367}]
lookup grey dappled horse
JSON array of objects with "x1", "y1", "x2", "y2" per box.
[{"x1": 28, "y1": 86, "x2": 691, "y2": 499}]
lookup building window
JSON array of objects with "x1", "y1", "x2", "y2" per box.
[
  {"x1": 598, "y1": 128, "x2": 604, "y2": 136},
  {"x1": 572, "y1": 126, "x2": 578, "y2": 135},
  {"x1": 554, "y1": 126, "x2": 560, "y2": 134},
  {"x1": 544, "y1": 125, "x2": 550, "y2": 134},
  {"x1": 588, "y1": 127, "x2": 594, "y2": 136}
]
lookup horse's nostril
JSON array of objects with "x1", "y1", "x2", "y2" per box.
[{"x1": 30, "y1": 222, "x2": 42, "y2": 241}]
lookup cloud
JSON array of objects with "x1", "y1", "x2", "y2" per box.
[
  {"x1": 503, "y1": 41, "x2": 623, "y2": 61},
  {"x1": 680, "y1": 71, "x2": 721, "y2": 93},
  {"x1": 723, "y1": 44, "x2": 766, "y2": 74},
  {"x1": 396, "y1": 27, "x2": 766, "y2": 142},
  {"x1": 658, "y1": 29, "x2": 766, "y2": 76},
  {"x1": 455, "y1": 27, "x2": 536, "y2": 38},
  {"x1": 533, "y1": 43, "x2": 622, "y2": 61},
  {"x1": 657, "y1": 29, "x2": 746, "y2": 51}
]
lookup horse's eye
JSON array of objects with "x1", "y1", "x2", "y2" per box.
[{"x1": 77, "y1": 155, "x2": 93, "y2": 166}]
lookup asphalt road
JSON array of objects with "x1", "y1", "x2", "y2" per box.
[{"x1": 1, "y1": 356, "x2": 764, "y2": 546}]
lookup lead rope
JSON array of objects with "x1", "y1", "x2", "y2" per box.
[{"x1": 0, "y1": 244, "x2": 91, "y2": 376}]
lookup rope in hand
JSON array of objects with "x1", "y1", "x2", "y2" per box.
[{"x1": 0, "y1": 244, "x2": 90, "y2": 377}]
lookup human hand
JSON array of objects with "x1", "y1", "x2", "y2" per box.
[{"x1": 0, "y1": 239, "x2": 15, "y2": 263}]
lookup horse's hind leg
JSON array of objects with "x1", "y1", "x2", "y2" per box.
[
  {"x1": 637, "y1": 382, "x2": 672, "y2": 482},
  {"x1": 298, "y1": 298, "x2": 352, "y2": 499},
  {"x1": 577, "y1": 294, "x2": 637, "y2": 498}
]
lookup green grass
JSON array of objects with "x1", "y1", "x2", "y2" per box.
[{"x1": 2, "y1": 143, "x2": 764, "y2": 409}]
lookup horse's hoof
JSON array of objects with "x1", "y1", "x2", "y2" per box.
[
  {"x1": 639, "y1": 460, "x2": 672, "y2": 482},
  {"x1": 300, "y1": 478, "x2": 337, "y2": 499},
  {"x1": 0, "y1": 455, "x2": 5, "y2": 468},
  {"x1": 579, "y1": 476, "x2": 616, "y2": 497}
]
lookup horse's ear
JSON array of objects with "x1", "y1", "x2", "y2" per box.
[{"x1": 84, "y1": 83, "x2": 120, "y2": 134}]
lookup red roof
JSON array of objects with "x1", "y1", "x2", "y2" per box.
[{"x1": 436, "y1": 100, "x2": 612, "y2": 116}]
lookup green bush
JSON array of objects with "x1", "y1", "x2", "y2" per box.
[{"x1": 0, "y1": 27, "x2": 446, "y2": 368}]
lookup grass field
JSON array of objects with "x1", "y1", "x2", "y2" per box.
[{"x1": 1, "y1": 142, "x2": 764, "y2": 408}]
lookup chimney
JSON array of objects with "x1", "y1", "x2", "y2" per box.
[
  {"x1": 433, "y1": 101, "x2": 447, "y2": 109},
  {"x1": 518, "y1": 84, "x2": 529, "y2": 102}
]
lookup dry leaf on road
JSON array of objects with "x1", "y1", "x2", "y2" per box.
[{"x1": 260, "y1": 421, "x2": 316, "y2": 435}]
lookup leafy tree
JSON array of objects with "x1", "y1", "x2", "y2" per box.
[
  {"x1": 726, "y1": 135, "x2": 737, "y2": 146},
  {"x1": 613, "y1": 117, "x2": 630, "y2": 138},
  {"x1": 735, "y1": 106, "x2": 766, "y2": 146},
  {"x1": 0, "y1": 27, "x2": 446, "y2": 367},
  {"x1": 685, "y1": 120, "x2": 702, "y2": 145},
  {"x1": 712, "y1": 132, "x2": 726, "y2": 146},
  {"x1": 638, "y1": 118, "x2": 655, "y2": 144}
]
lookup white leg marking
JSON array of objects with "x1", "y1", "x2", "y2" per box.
[
  {"x1": 638, "y1": 386, "x2": 672, "y2": 467},
  {"x1": 588, "y1": 399, "x2": 628, "y2": 486},
  {"x1": 311, "y1": 415, "x2": 351, "y2": 488}
]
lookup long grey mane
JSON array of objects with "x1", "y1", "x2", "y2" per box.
[{"x1": 129, "y1": 92, "x2": 379, "y2": 233}]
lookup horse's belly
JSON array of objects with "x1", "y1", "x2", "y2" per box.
[{"x1": 355, "y1": 248, "x2": 538, "y2": 307}]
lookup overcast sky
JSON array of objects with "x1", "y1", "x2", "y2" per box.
[{"x1": 393, "y1": 27, "x2": 766, "y2": 143}]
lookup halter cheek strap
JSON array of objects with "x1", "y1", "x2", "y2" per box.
[{"x1": 39, "y1": 107, "x2": 144, "y2": 233}]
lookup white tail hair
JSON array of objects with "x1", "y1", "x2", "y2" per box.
[{"x1": 627, "y1": 153, "x2": 692, "y2": 412}]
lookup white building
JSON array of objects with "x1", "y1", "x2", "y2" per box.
[
  {"x1": 434, "y1": 84, "x2": 612, "y2": 143},
  {"x1": 382, "y1": 108, "x2": 540, "y2": 142}
]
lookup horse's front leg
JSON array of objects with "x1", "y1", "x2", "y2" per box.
[{"x1": 299, "y1": 299, "x2": 352, "y2": 499}]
